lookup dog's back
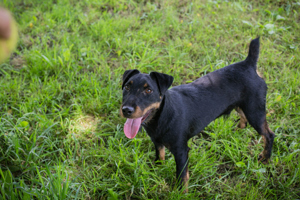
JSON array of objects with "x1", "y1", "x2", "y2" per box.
[{"x1": 162, "y1": 38, "x2": 265, "y2": 139}]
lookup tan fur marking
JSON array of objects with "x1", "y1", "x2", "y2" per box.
[
  {"x1": 131, "y1": 106, "x2": 143, "y2": 118},
  {"x1": 144, "y1": 83, "x2": 148, "y2": 87},
  {"x1": 183, "y1": 169, "x2": 189, "y2": 193},
  {"x1": 158, "y1": 146, "x2": 165, "y2": 160},
  {"x1": 262, "y1": 135, "x2": 267, "y2": 150},
  {"x1": 119, "y1": 106, "x2": 124, "y2": 117},
  {"x1": 236, "y1": 107, "x2": 247, "y2": 129},
  {"x1": 263, "y1": 120, "x2": 272, "y2": 133},
  {"x1": 143, "y1": 102, "x2": 161, "y2": 115},
  {"x1": 260, "y1": 121, "x2": 269, "y2": 158},
  {"x1": 131, "y1": 102, "x2": 161, "y2": 118},
  {"x1": 259, "y1": 135, "x2": 268, "y2": 163}
]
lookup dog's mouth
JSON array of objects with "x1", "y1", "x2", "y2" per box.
[{"x1": 124, "y1": 109, "x2": 153, "y2": 139}]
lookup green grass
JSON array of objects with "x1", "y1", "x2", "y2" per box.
[{"x1": 0, "y1": 0, "x2": 299, "y2": 199}]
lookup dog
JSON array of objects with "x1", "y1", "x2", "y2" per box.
[{"x1": 120, "y1": 38, "x2": 275, "y2": 192}]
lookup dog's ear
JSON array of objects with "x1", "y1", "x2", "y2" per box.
[
  {"x1": 150, "y1": 72, "x2": 174, "y2": 95},
  {"x1": 122, "y1": 69, "x2": 140, "y2": 89}
]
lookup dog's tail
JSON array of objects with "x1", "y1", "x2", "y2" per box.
[{"x1": 245, "y1": 37, "x2": 260, "y2": 68}]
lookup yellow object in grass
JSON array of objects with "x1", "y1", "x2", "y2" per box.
[{"x1": 0, "y1": 9, "x2": 18, "y2": 63}]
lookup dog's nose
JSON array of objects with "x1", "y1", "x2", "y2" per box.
[{"x1": 122, "y1": 106, "x2": 134, "y2": 117}]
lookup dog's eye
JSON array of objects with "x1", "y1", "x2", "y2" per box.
[
  {"x1": 145, "y1": 88, "x2": 153, "y2": 94},
  {"x1": 124, "y1": 85, "x2": 130, "y2": 90}
]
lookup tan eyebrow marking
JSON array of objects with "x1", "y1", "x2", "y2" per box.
[{"x1": 144, "y1": 83, "x2": 148, "y2": 87}]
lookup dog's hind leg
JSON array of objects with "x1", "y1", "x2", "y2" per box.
[
  {"x1": 240, "y1": 105, "x2": 275, "y2": 163},
  {"x1": 257, "y1": 120, "x2": 275, "y2": 163},
  {"x1": 236, "y1": 107, "x2": 248, "y2": 129}
]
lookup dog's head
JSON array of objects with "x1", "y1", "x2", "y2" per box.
[{"x1": 120, "y1": 69, "x2": 173, "y2": 139}]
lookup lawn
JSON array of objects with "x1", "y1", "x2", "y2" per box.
[{"x1": 0, "y1": 0, "x2": 299, "y2": 199}]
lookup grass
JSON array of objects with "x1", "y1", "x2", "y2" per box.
[{"x1": 0, "y1": 0, "x2": 299, "y2": 199}]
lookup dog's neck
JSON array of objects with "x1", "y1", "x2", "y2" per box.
[{"x1": 141, "y1": 93, "x2": 170, "y2": 138}]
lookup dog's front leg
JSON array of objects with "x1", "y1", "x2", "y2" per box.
[
  {"x1": 172, "y1": 146, "x2": 190, "y2": 193},
  {"x1": 154, "y1": 143, "x2": 165, "y2": 163}
]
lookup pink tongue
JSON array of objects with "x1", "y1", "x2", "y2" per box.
[{"x1": 124, "y1": 117, "x2": 142, "y2": 139}]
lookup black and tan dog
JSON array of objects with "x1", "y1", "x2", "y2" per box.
[{"x1": 120, "y1": 38, "x2": 275, "y2": 192}]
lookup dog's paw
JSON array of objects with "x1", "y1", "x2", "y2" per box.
[
  {"x1": 236, "y1": 121, "x2": 247, "y2": 129},
  {"x1": 258, "y1": 153, "x2": 269, "y2": 164},
  {"x1": 233, "y1": 122, "x2": 247, "y2": 132}
]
